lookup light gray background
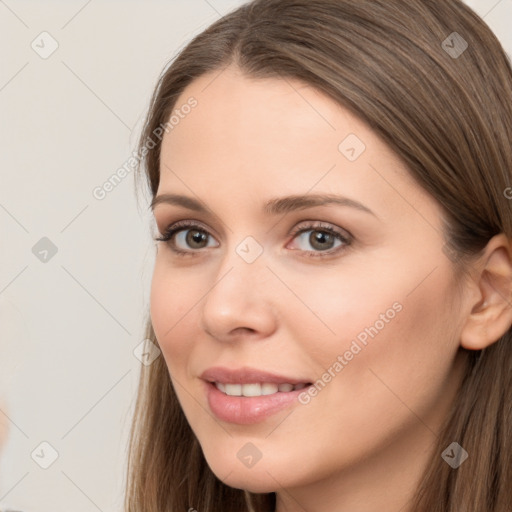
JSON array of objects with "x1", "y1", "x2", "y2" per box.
[{"x1": 0, "y1": 0, "x2": 510, "y2": 510}]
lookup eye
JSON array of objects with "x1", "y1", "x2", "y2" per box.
[
  {"x1": 154, "y1": 220, "x2": 219, "y2": 256},
  {"x1": 154, "y1": 219, "x2": 352, "y2": 259},
  {"x1": 287, "y1": 221, "x2": 351, "y2": 258}
]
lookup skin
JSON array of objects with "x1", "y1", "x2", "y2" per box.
[{"x1": 150, "y1": 64, "x2": 512, "y2": 512}]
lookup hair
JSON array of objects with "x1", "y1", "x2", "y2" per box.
[{"x1": 124, "y1": 1, "x2": 512, "y2": 510}]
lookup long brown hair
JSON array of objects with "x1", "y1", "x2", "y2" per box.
[{"x1": 125, "y1": 1, "x2": 512, "y2": 510}]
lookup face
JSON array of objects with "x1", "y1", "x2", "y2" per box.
[{"x1": 150, "y1": 64, "x2": 469, "y2": 495}]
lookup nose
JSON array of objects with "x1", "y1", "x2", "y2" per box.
[{"x1": 199, "y1": 242, "x2": 278, "y2": 343}]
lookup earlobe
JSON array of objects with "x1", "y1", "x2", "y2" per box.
[{"x1": 459, "y1": 234, "x2": 512, "y2": 351}]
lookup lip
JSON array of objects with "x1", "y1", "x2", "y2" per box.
[
  {"x1": 201, "y1": 366, "x2": 313, "y2": 425},
  {"x1": 203, "y1": 381, "x2": 312, "y2": 424},
  {"x1": 200, "y1": 366, "x2": 311, "y2": 385}
]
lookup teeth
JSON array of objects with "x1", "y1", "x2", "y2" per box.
[
  {"x1": 242, "y1": 383, "x2": 261, "y2": 397},
  {"x1": 261, "y1": 383, "x2": 279, "y2": 395},
  {"x1": 224, "y1": 383, "x2": 242, "y2": 396},
  {"x1": 214, "y1": 382, "x2": 307, "y2": 396}
]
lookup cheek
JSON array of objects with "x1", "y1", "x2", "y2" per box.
[
  {"x1": 292, "y1": 250, "x2": 457, "y2": 398},
  {"x1": 275, "y1": 263, "x2": 405, "y2": 368},
  {"x1": 149, "y1": 260, "x2": 194, "y2": 367},
  {"x1": 313, "y1": 262, "x2": 460, "y2": 426}
]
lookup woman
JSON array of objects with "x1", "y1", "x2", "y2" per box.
[{"x1": 125, "y1": 0, "x2": 512, "y2": 510}]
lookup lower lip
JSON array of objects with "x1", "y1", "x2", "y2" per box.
[{"x1": 204, "y1": 381, "x2": 311, "y2": 425}]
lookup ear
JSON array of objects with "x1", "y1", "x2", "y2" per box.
[{"x1": 460, "y1": 234, "x2": 512, "y2": 350}]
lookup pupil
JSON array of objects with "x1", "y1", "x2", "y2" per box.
[
  {"x1": 188, "y1": 230, "x2": 207, "y2": 248},
  {"x1": 311, "y1": 231, "x2": 333, "y2": 250}
]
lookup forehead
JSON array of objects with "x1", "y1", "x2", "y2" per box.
[
  {"x1": 157, "y1": 64, "x2": 438, "y2": 225},
  {"x1": 162, "y1": 64, "x2": 374, "y2": 161}
]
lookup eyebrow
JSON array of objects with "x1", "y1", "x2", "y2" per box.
[{"x1": 150, "y1": 193, "x2": 376, "y2": 217}]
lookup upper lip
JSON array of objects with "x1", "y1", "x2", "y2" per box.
[{"x1": 201, "y1": 366, "x2": 312, "y2": 385}]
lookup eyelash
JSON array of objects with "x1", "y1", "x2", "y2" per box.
[{"x1": 154, "y1": 219, "x2": 352, "y2": 259}]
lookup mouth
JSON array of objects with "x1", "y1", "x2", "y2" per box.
[
  {"x1": 211, "y1": 381, "x2": 311, "y2": 397},
  {"x1": 200, "y1": 366, "x2": 314, "y2": 424},
  {"x1": 201, "y1": 366, "x2": 313, "y2": 425},
  {"x1": 203, "y1": 380, "x2": 313, "y2": 424}
]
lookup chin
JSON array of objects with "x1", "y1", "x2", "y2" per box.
[
  {"x1": 204, "y1": 449, "x2": 305, "y2": 494},
  {"x1": 219, "y1": 471, "x2": 280, "y2": 494}
]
